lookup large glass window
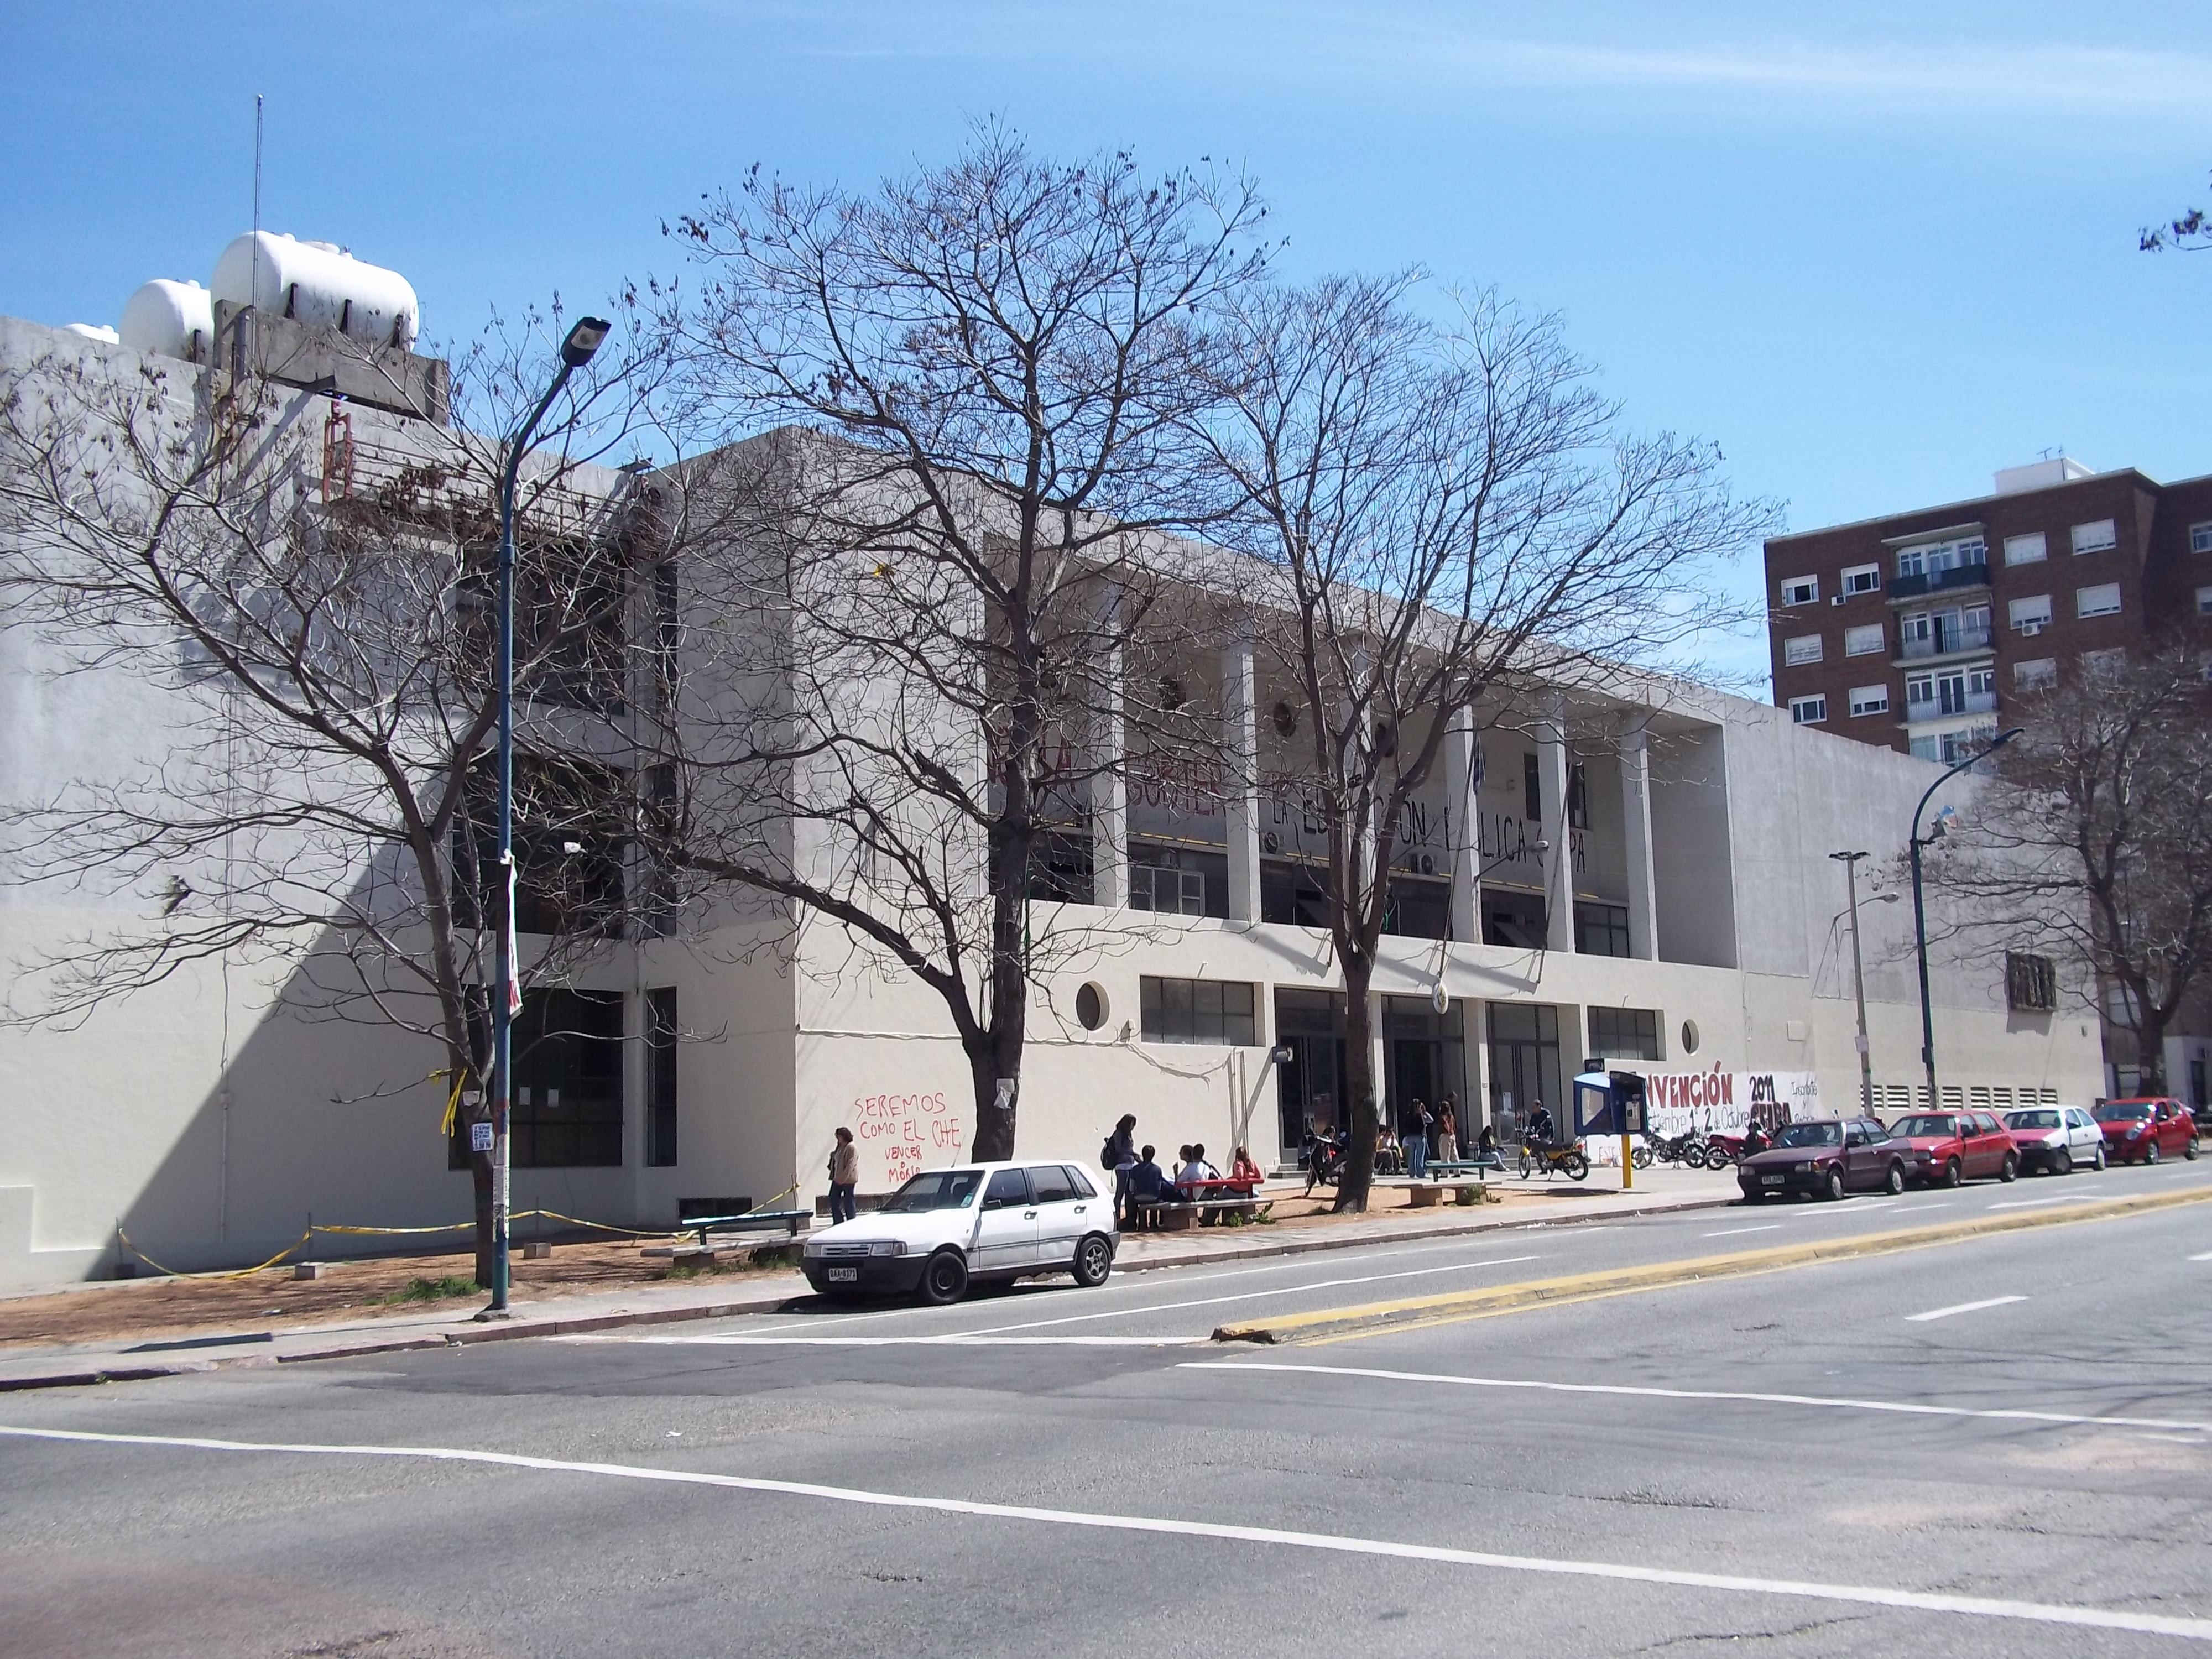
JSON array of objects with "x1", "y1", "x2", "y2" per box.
[
  {"x1": 646, "y1": 987, "x2": 678, "y2": 1167},
  {"x1": 510, "y1": 989, "x2": 624, "y2": 1168},
  {"x1": 1140, "y1": 977, "x2": 1258, "y2": 1045},
  {"x1": 1574, "y1": 901, "x2": 1630, "y2": 958},
  {"x1": 1588, "y1": 1005, "x2": 1663, "y2": 1062}
]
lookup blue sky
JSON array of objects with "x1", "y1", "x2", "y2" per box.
[{"x1": 4, "y1": 2, "x2": 2207, "y2": 687}]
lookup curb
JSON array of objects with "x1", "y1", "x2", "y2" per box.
[
  {"x1": 0, "y1": 1188, "x2": 1740, "y2": 1391},
  {"x1": 1211, "y1": 1183, "x2": 2212, "y2": 1345}
]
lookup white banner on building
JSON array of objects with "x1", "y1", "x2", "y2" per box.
[{"x1": 1640, "y1": 1066, "x2": 1824, "y2": 1139}]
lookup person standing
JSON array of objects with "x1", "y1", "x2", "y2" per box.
[
  {"x1": 1435, "y1": 1095, "x2": 1459, "y2": 1165},
  {"x1": 827, "y1": 1126, "x2": 859, "y2": 1224},
  {"x1": 1104, "y1": 1113, "x2": 1139, "y2": 1227},
  {"x1": 1402, "y1": 1096, "x2": 1432, "y2": 1180}
]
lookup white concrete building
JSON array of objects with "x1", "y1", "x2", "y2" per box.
[{"x1": 0, "y1": 309, "x2": 2105, "y2": 1290}]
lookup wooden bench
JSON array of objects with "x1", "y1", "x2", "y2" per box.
[
  {"x1": 676, "y1": 1197, "x2": 811, "y2": 1245},
  {"x1": 1125, "y1": 1192, "x2": 1274, "y2": 1232}
]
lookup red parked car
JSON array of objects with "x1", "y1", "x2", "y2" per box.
[
  {"x1": 1885, "y1": 1110, "x2": 2020, "y2": 1187},
  {"x1": 2091, "y1": 1098, "x2": 2202, "y2": 1165}
]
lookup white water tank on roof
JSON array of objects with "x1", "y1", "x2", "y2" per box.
[
  {"x1": 118, "y1": 279, "x2": 215, "y2": 361},
  {"x1": 210, "y1": 231, "x2": 420, "y2": 349},
  {"x1": 64, "y1": 323, "x2": 121, "y2": 343}
]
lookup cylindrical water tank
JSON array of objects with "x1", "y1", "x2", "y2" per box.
[
  {"x1": 118, "y1": 279, "x2": 215, "y2": 361},
  {"x1": 64, "y1": 323, "x2": 121, "y2": 343},
  {"x1": 210, "y1": 231, "x2": 420, "y2": 350}
]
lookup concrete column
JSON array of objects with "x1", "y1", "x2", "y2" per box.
[
  {"x1": 1091, "y1": 591, "x2": 1127, "y2": 909},
  {"x1": 1538, "y1": 697, "x2": 1575, "y2": 953},
  {"x1": 1222, "y1": 637, "x2": 1262, "y2": 922},
  {"x1": 1620, "y1": 726, "x2": 1659, "y2": 961},
  {"x1": 1442, "y1": 709, "x2": 1480, "y2": 945}
]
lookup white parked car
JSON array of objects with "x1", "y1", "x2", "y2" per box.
[
  {"x1": 801, "y1": 1160, "x2": 1119, "y2": 1305},
  {"x1": 2002, "y1": 1105, "x2": 2106, "y2": 1176}
]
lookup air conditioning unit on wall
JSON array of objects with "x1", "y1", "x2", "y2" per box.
[
  {"x1": 2018, "y1": 621, "x2": 2044, "y2": 636},
  {"x1": 1830, "y1": 595, "x2": 1846, "y2": 607}
]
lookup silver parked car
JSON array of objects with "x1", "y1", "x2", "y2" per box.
[{"x1": 2002, "y1": 1105, "x2": 2106, "y2": 1176}]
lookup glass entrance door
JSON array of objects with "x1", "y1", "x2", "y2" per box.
[
  {"x1": 1274, "y1": 989, "x2": 1347, "y2": 1160},
  {"x1": 1486, "y1": 1003, "x2": 1562, "y2": 1143}
]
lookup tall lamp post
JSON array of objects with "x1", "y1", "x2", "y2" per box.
[
  {"x1": 486, "y1": 316, "x2": 611, "y2": 1318},
  {"x1": 1828, "y1": 851, "x2": 1899, "y2": 1118},
  {"x1": 1907, "y1": 727, "x2": 2023, "y2": 1115}
]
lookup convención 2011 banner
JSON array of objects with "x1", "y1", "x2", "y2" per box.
[{"x1": 1580, "y1": 1066, "x2": 1822, "y2": 1164}]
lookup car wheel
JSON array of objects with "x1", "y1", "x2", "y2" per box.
[
  {"x1": 1563, "y1": 1150, "x2": 1590, "y2": 1181},
  {"x1": 1071, "y1": 1233, "x2": 1114, "y2": 1288},
  {"x1": 1823, "y1": 1166, "x2": 1846, "y2": 1202},
  {"x1": 917, "y1": 1249, "x2": 969, "y2": 1306},
  {"x1": 2145, "y1": 1141, "x2": 2161, "y2": 1166},
  {"x1": 1884, "y1": 1161, "x2": 1906, "y2": 1196},
  {"x1": 2093, "y1": 1144, "x2": 2106, "y2": 1171},
  {"x1": 1998, "y1": 1152, "x2": 2018, "y2": 1184},
  {"x1": 1943, "y1": 1157, "x2": 1963, "y2": 1188},
  {"x1": 2187, "y1": 1136, "x2": 2201, "y2": 1162}
]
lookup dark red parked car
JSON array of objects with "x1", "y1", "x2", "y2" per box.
[
  {"x1": 1885, "y1": 1110, "x2": 2019, "y2": 1187},
  {"x1": 2092, "y1": 1098, "x2": 2202, "y2": 1165},
  {"x1": 1738, "y1": 1118, "x2": 1912, "y2": 1202}
]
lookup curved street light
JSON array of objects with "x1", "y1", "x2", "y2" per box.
[
  {"x1": 1907, "y1": 727, "x2": 2025, "y2": 1115},
  {"x1": 486, "y1": 316, "x2": 612, "y2": 1318}
]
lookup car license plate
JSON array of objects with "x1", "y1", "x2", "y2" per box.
[
  {"x1": 826, "y1": 1266, "x2": 858, "y2": 1282},
  {"x1": 1761, "y1": 1173, "x2": 1785, "y2": 1185}
]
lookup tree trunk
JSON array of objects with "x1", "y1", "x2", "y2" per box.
[
  {"x1": 1335, "y1": 956, "x2": 1377, "y2": 1212},
  {"x1": 2135, "y1": 1013, "x2": 2171, "y2": 1095},
  {"x1": 970, "y1": 1044, "x2": 1018, "y2": 1162}
]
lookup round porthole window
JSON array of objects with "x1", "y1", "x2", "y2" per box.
[
  {"x1": 1076, "y1": 982, "x2": 1108, "y2": 1032},
  {"x1": 1680, "y1": 1019, "x2": 1700, "y2": 1056}
]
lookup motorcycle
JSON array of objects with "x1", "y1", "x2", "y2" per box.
[{"x1": 1302, "y1": 1131, "x2": 1347, "y2": 1193}]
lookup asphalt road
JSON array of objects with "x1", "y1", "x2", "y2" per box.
[{"x1": 5, "y1": 1156, "x2": 2209, "y2": 1658}]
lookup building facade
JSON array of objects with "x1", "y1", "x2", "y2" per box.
[
  {"x1": 0, "y1": 310, "x2": 2110, "y2": 1290},
  {"x1": 1764, "y1": 458, "x2": 2212, "y2": 763}
]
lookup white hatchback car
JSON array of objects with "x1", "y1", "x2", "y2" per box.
[
  {"x1": 2002, "y1": 1105, "x2": 2106, "y2": 1176},
  {"x1": 801, "y1": 1160, "x2": 1119, "y2": 1305}
]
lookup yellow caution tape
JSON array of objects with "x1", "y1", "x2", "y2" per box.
[
  {"x1": 117, "y1": 1227, "x2": 311, "y2": 1280},
  {"x1": 313, "y1": 1221, "x2": 476, "y2": 1236}
]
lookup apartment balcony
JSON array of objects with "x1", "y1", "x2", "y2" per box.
[
  {"x1": 1897, "y1": 622, "x2": 1993, "y2": 661},
  {"x1": 1904, "y1": 687, "x2": 1999, "y2": 722},
  {"x1": 1887, "y1": 561, "x2": 1991, "y2": 604}
]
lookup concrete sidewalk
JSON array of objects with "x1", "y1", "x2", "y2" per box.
[{"x1": 0, "y1": 1170, "x2": 1736, "y2": 1390}]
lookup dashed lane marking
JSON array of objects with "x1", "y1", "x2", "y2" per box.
[
  {"x1": 1906, "y1": 1295, "x2": 2028, "y2": 1322},
  {"x1": 4, "y1": 1425, "x2": 2209, "y2": 1644},
  {"x1": 1703, "y1": 1225, "x2": 1781, "y2": 1238}
]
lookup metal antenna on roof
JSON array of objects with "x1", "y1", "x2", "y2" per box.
[{"x1": 253, "y1": 95, "x2": 264, "y2": 235}]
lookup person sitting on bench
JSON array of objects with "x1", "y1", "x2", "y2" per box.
[{"x1": 1125, "y1": 1145, "x2": 1181, "y2": 1229}]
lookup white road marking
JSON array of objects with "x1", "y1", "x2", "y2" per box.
[
  {"x1": 1703, "y1": 1225, "x2": 1782, "y2": 1238},
  {"x1": 2189, "y1": 1251, "x2": 2212, "y2": 1262},
  {"x1": 680, "y1": 1255, "x2": 1543, "y2": 1345},
  {"x1": 1905, "y1": 1295, "x2": 2028, "y2": 1323},
  {"x1": 4, "y1": 1427, "x2": 2208, "y2": 1644},
  {"x1": 596, "y1": 1335, "x2": 1204, "y2": 1348},
  {"x1": 1177, "y1": 1360, "x2": 2212, "y2": 1435},
  {"x1": 1987, "y1": 1197, "x2": 2068, "y2": 1211}
]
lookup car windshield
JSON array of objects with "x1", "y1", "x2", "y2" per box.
[
  {"x1": 2094, "y1": 1102, "x2": 2152, "y2": 1123},
  {"x1": 2006, "y1": 1110, "x2": 2059, "y2": 1130},
  {"x1": 1774, "y1": 1122, "x2": 1841, "y2": 1148},
  {"x1": 1890, "y1": 1114, "x2": 1957, "y2": 1138},
  {"x1": 878, "y1": 1170, "x2": 984, "y2": 1212}
]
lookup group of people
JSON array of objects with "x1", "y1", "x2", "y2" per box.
[
  {"x1": 1102, "y1": 1114, "x2": 1264, "y2": 1229},
  {"x1": 1392, "y1": 1092, "x2": 1463, "y2": 1178}
]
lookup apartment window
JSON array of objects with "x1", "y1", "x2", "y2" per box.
[
  {"x1": 2197, "y1": 586, "x2": 2212, "y2": 616},
  {"x1": 1574, "y1": 901, "x2": 1631, "y2": 959},
  {"x1": 1896, "y1": 534, "x2": 1985, "y2": 577},
  {"x1": 645, "y1": 987, "x2": 678, "y2": 1167},
  {"x1": 1788, "y1": 694, "x2": 1827, "y2": 724},
  {"x1": 2071, "y1": 519, "x2": 2116, "y2": 555},
  {"x1": 1781, "y1": 574, "x2": 1818, "y2": 606},
  {"x1": 1588, "y1": 1005, "x2": 1663, "y2": 1062},
  {"x1": 1140, "y1": 976, "x2": 1257, "y2": 1046},
  {"x1": 2013, "y1": 658, "x2": 2057, "y2": 692},
  {"x1": 2075, "y1": 582, "x2": 2122, "y2": 619},
  {"x1": 1898, "y1": 611, "x2": 1931, "y2": 648},
  {"x1": 1844, "y1": 623, "x2": 1886, "y2": 657},
  {"x1": 1939, "y1": 727, "x2": 1993, "y2": 763},
  {"x1": 2006, "y1": 953, "x2": 2057, "y2": 1014},
  {"x1": 1909, "y1": 735, "x2": 1938, "y2": 761},
  {"x1": 2192, "y1": 521, "x2": 2212, "y2": 555},
  {"x1": 1783, "y1": 634, "x2": 1823, "y2": 666},
  {"x1": 1130, "y1": 863, "x2": 1205, "y2": 916},
  {"x1": 2003, "y1": 532, "x2": 2048, "y2": 566},
  {"x1": 1841, "y1": 564, "x2": 1881, "y2": 596},
  {"x1": 2083, "y1": 648, "x2": 2127, "y2": 677},
  {"x1": 2008, "y1": 594, "x2": 2052, "y2": 633},
  {"x1": 1968, "y1": 665, "x2": 1996, "y2": 698},
  {"x1": 1849, "y1": 684, "x2": 1890, "y2": 717}
]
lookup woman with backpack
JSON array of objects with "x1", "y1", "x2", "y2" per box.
[{"x1": 1102, "y1": 1114, "x2": 1139, "y2": 1228}]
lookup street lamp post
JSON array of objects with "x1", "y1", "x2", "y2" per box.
[
  {"x1": 485, "y1": 316, "x2": 611, "y2": 1319},
  {"x1": 1906, "y1": 727, "x2": 2023, "y2": 1116},
  {"x1": 1830, "y1": 851, "x2": 1876, "y2": 1118}
]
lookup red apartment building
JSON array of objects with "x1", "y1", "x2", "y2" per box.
[{"x1": 1765, "y1": 458, "x2": 2212, "y2": 763}]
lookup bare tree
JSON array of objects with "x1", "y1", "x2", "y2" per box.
[
  {"x1": 0, "y1": 311, "x2": 674, "y2": 1283},
  {"x1": 1196, "y1": 276, "x2": 1773, "y2": 1209},
  {"x1": 2141, "y1": 172, "x2": 2212, "y2": 252},
  {"x1": 1927, "y1": 650, "x2": 2212, "y2": 1095},
  {"x1": 651, "y1": 127, "x2": 1268, "y2": 1158}
]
